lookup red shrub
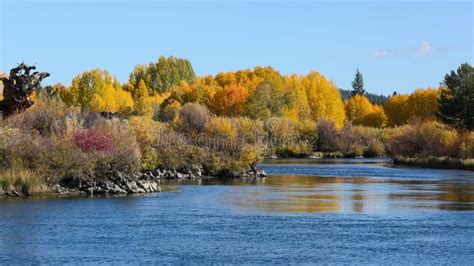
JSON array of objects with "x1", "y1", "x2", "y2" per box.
[{"x1": 73, "y1": 129, "x2": 113, "y2": 153}]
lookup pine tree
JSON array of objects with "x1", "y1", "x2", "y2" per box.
[
  {"x1": 351, "y1": 68, "x2": 365, "y2": 96},
  {"x1": 438, "y1": 63, "x2": 474, "y2": 130}
]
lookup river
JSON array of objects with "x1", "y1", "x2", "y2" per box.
[{"x1": 1, "y1": 159, "x2": 473, "y2": 264}]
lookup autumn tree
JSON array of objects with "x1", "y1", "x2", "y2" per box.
[
  {"x1": 345, "y1": 95, "x2": 387, "y2": 127},
  {"x1": 363, "y1": 105, "x2": 387, "y2": 128},
  {"x1": 407, "y1": 88, "x2": 439, "y2": 121},
  {"x1": 128, "y1": 56, "x2": 196, "y2": 95},
  {"x1": 133, "y1": 79, "x2": 151, "y2": 115},
  {"x1": 351, "y1": 68, "x2": 365, "y2": 96},
  {"x1": 438, "y1": 63, "x2": 474, "y2": 130},
  {"x1": 283, "y1": 75, "x2": 311, "y2": 120},
  {"x1": 384, "y1": 88, "x2": 440, "y2": 127},
  {"x1": 345, "y1": 95, "x2": 373, "y2": 125},
  {"x1": 384, "y1": 94, "x2": 410, "y2": 126},
  {"x1": 209, "y1": 85, "x2": 249, "y2": 116},
  {"x1": 245, "y1": 81, "x2": 289, "y2": 119},
  {"x1": 301, "y1": 72, "x2": 346, "y2": 128},
  {"x1": 61, "y1": 69, "x2": 133, "y2": 113}
]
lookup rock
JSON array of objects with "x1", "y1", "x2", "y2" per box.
[{"x1": 86, "y1": 187, "x2": 94, "y2": 195}]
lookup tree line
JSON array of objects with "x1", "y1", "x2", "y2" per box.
[{"x1": 39, "y1": 56, "x2": 472, "y2": 131}]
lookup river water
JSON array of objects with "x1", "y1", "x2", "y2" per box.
[{"x1": 0, "y1": 159, "x2": 473, "y2": 264}]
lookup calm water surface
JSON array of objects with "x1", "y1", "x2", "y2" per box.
[{"x1": 1, "y1": 159, "x2": 473, "y2": 264}]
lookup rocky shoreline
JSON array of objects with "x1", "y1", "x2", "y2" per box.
[{"x1": 46, "y1": 165, "x2": 267, "y2": 197}]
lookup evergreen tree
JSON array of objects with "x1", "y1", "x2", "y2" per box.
[
  {"x1": 438, "y1": 63, "x2": 474, "y2": 130},
  {"x1": 351, "y1": 68, "x2": 365, "y2": 96}
]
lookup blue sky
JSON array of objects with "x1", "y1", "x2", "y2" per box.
[{"x1": 1, "y1": 0, "x2": 472, "y2": 95}]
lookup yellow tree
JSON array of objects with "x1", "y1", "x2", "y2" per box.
[
  {"x1": 301, "y1": 72, "x2": 345, "y2": 128},
  {"x1": 345, "y1": 95, "x2": 387, "y2": 127},
  {"x1": 384, "y1": 88, "x2": 440, "y2": 126},
  {"x1": 364, "y1": 105, "x2": 387, "y2": 128},
  {"x1": 284, "y1": 75, "x2": 311, "y2": 121},
  {"x1": 406, "y1": 88, "x2": 440, "y2": 121},
  {"x1": 384, "y1": 94, "x2": 410, "y2": 126},
  {"x1": 345, "y1": 95, "x2": 374, "y2": 125},
  {"x1": 133, "y1": 79, "x2": 152, "y2": 115},
  {"x1": 62, "y1": 69, "x2": 133, "y2": 113}
]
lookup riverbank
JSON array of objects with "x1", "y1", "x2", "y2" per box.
[
  {"x1": 1, "y1": 165, "x2": 267, "y2": 197},
  {"x1": 393, "y1": 156, "x2": 474, "y2": 171}
]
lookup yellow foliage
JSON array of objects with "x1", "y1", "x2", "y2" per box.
[
  {"x1": 384, "y1": 88, "x2": 440, "y2": 127},
  {"x1": 345, "y1": 95, "x2": 374, "y2": 125},
  {"x1": 301, "y1": 72, "x2": 346, "y2": 128},
  {"x1": 129, "y1": 116, "x2": 165, "y2": 169},
  {"x1": 62, "y1": 69, "x2": 133, "y2": 114},
  {"x1": 384, "y1": 94, "x2": 410, "y2": 126},
  {"x1": 345, "y1": 96, "x2": 387, "y2": 127},
  {"x1": 205, "y1": 117, "x2": 238, "y2": 140},
  {"x1": 406, "y1": 88, "x2": 439, "y2": 120},
  {"x1": 285, "y1": 75, "x2": 311, "y2": 120},
  {"x1": 364, "y1": 105, "x2": 388, "y2": 128}
]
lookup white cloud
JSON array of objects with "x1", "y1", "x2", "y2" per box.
[
  {"x1": 372, "y1": 41, "x2": 440, "y2": 59},
  {"x1": 416, "y1": 41, "x2": 433, "y2": 57},
  {"x1": 371, "y1": 50, "x2": 394, "y2": 58}
]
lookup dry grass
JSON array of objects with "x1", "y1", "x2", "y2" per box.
[{"x1": 0, "y1": 167, "x2": 48, "y2": 195}]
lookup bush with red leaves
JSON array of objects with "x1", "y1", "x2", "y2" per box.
[{"x1": 73, "y1": 128, "x2": 113, "y2": 153}]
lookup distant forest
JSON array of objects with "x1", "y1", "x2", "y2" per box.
[{"x1": 339, "y1": 89, "x2": 388, "y2": 105}]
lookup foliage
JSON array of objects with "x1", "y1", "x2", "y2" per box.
[
  {"x1": 336, "y1": 124, "x2": 385, "y2": 157},
  {"x1": 339, "y1": 89, "x2": 388, "y2": 105},
  {"x1": 301, "y1": 72, "x2": 346, "y2": 128},
  {"x1": 1, "y1": 99, "x2": 141, "y2": 187},
  {"x1": 315, "y1": 119, "x2": 338, "y2": 152},
  {"x1": 73, "y1": 128, "x2": 113, "y2": 153},
  {"x1": 60, "y1": 69, "x2": 134, "y2": 114},
  {"x1": 127, "y1": 56, "x2": 196, "y2": 95},
  {"x1": 345, "y1": 95, "x2": 387, "y2": 127},
  {"x1": 245, "y1": 81, "x2": 289, "y2": 119},
  {"x1": 209, "y1": 84, "x2": 249, "y2": 116},
  {"x1": 176, "y1": 103, "x2": 211, "y2": 135},
  {"x1": 2, "y1": 58, "x2": 474, "y2": 194},
  {"x1": 438, "y1": 63, "x2": 474, "y2": 130},
  {"x1": 384, "y1": 88, "x2": 439, "y2": 127},
  {"x1": 157, "y1": 98, "x2": 182, "y2": 123},
  {"x1": 384, "y1": 94, "x2": 410, "y2": 126},
  {"x1": 351, "y1": 68, "x2": 365, "y2": 96},
  {"x1": 387, "y1": 121, "x2": 460, "y2": 158}
]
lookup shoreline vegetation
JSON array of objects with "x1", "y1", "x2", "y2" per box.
[
  {"x1": 1, "y1": 58, "x2": 473, "y2": 197},
  {"x1": 393, "y1": 157, "x2": 474, "y2": 171}
]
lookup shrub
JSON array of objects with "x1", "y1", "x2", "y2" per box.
[
  {"x1": 158, "y1": 99, "x2": 181, "y2": 123},
  {"x1": 388, "y1": 121, "x2": 460, "y2": 158},
  {"x1": 7, "y1": 98, "x2": 73, "y2": 136},
  {"x1": 129, "y1": 116, "x2": 165, "y2": 170},
  {"x1": 176, "y1": 102, "x2": 211, "y2": 134},
  {"x1": 336, "y1": 124, "x2": 386, "y2": 157},
  {"x1": 73, "y1": 128, "x2": 113, "y2": 153},
  {"x1": 264, "y1": 117, "x2": 311, "y2": 156},
  {"x1": 459, "y1": 132, "x2": 474, "y2": 159},
  {"x1": 316, "y1": 119, "x2": 338, "y2": 152},
  {"x1": 205, "y1": 117, "x2": 238, "y2": 152}
]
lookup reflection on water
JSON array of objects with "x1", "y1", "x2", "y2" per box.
[
  {"x1": 202, "y1": 173, "x2": 474, "y2": 213},
  {"x1": 0, "y1": 160, "x2": 473, "y2": 264}
]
